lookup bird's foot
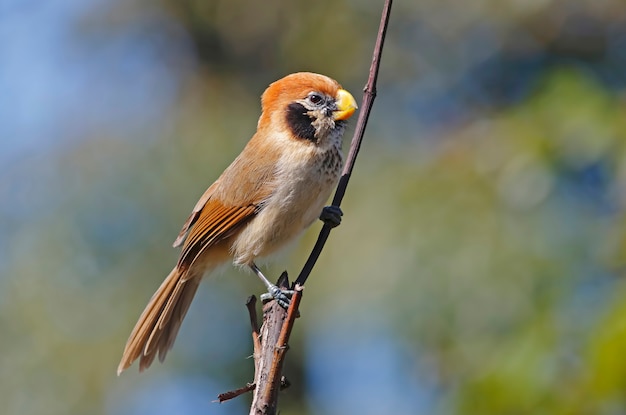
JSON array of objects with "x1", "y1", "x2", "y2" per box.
[
  {"x1": 260, "y1": 285, "x2": 295, "y2": 309},
  {"x1": 320, "y1": 205, "x2": 343, "y2": 228}
]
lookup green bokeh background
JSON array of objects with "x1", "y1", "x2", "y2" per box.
[{"x1": 3, "y1": 0, "x2": 626, "y2": 414}]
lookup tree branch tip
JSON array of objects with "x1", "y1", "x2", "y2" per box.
[
  {"x1": 246, "y1": 295, "x2": 257, "y2": 307},
  {"x1": 277, "y1": 271, "x2": 290, "y2": 288},
  {"x1": 246, "y1": 297, "x2": 260, "y2": 333},
  {"x1": 215, "y1": 383, "x2": 256, "y2": 403}
]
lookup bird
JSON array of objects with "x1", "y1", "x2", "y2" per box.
[{"x1": 117, "y1": 72, "x2": 358, "y2": 374}]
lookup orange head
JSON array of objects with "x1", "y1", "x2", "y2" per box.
[{"x1": 258, "y1": 72, "x2": 358, "y2": 142}]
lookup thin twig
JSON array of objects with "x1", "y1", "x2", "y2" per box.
[
  {"x1": 215, "y1": 383, "x2": 256, "y2": 403},
  {"x1": 246, "y1": 295, "x2": 262, "y2": 370},
  {"x1": 294, "y1": 0, "x2": 393, "y2": 288}
]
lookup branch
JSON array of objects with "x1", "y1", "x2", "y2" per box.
[
  {"x1": 294, "y1": 0, "x2": 393, "y2": 288},
  {"x1": 249, "y1": 275, "x2": 303, "y2": 415},
  {"x1": 217, "y1": 1, "x2": 393, "y2": 412}
]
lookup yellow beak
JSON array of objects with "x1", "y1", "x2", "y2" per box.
[{"x1": 333, "y1": 89, "x2": 358, "y2": 121}]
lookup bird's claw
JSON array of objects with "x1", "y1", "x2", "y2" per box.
[
  {"x1": 260, "y1": 285, "x2": 294, "y2": 309},
  {"x1": 320, "y1": 205, "x2": 343, "y2": 228}
]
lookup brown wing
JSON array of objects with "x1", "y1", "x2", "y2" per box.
[
  {"x1": 176, "y1": 200, "x2": 258, "y2": 273},
  {"x1": 172, "y1": 131, "x2": 281, "y2": 269}
]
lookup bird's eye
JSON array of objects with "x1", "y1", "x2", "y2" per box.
[{"x1": 308, "y1": 93, "x2": 324, "y2": 105}]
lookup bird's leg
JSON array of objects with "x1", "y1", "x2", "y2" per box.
[
  {"x1": 320, "y1": 205, "x2": 343, "y2": 228},
  {"x1": 251, "y1": 263, "x2": 294, "y2": 309}
]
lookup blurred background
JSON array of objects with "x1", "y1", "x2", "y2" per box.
[{"x1": 3, "y1": 0, "x2": 626, "y2": 413}]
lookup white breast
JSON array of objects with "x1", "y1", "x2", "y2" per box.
[{"x1": 231, "y1": 130, "x2": 343, "y2": 265}]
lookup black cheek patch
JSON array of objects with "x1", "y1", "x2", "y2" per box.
[{"x1": 286, "y1": 103, "x2": 316, "y2": 142}]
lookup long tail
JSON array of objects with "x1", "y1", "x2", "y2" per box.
[{"x1": 117, "y1": 266, "x2": 203, "y2": 374}]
